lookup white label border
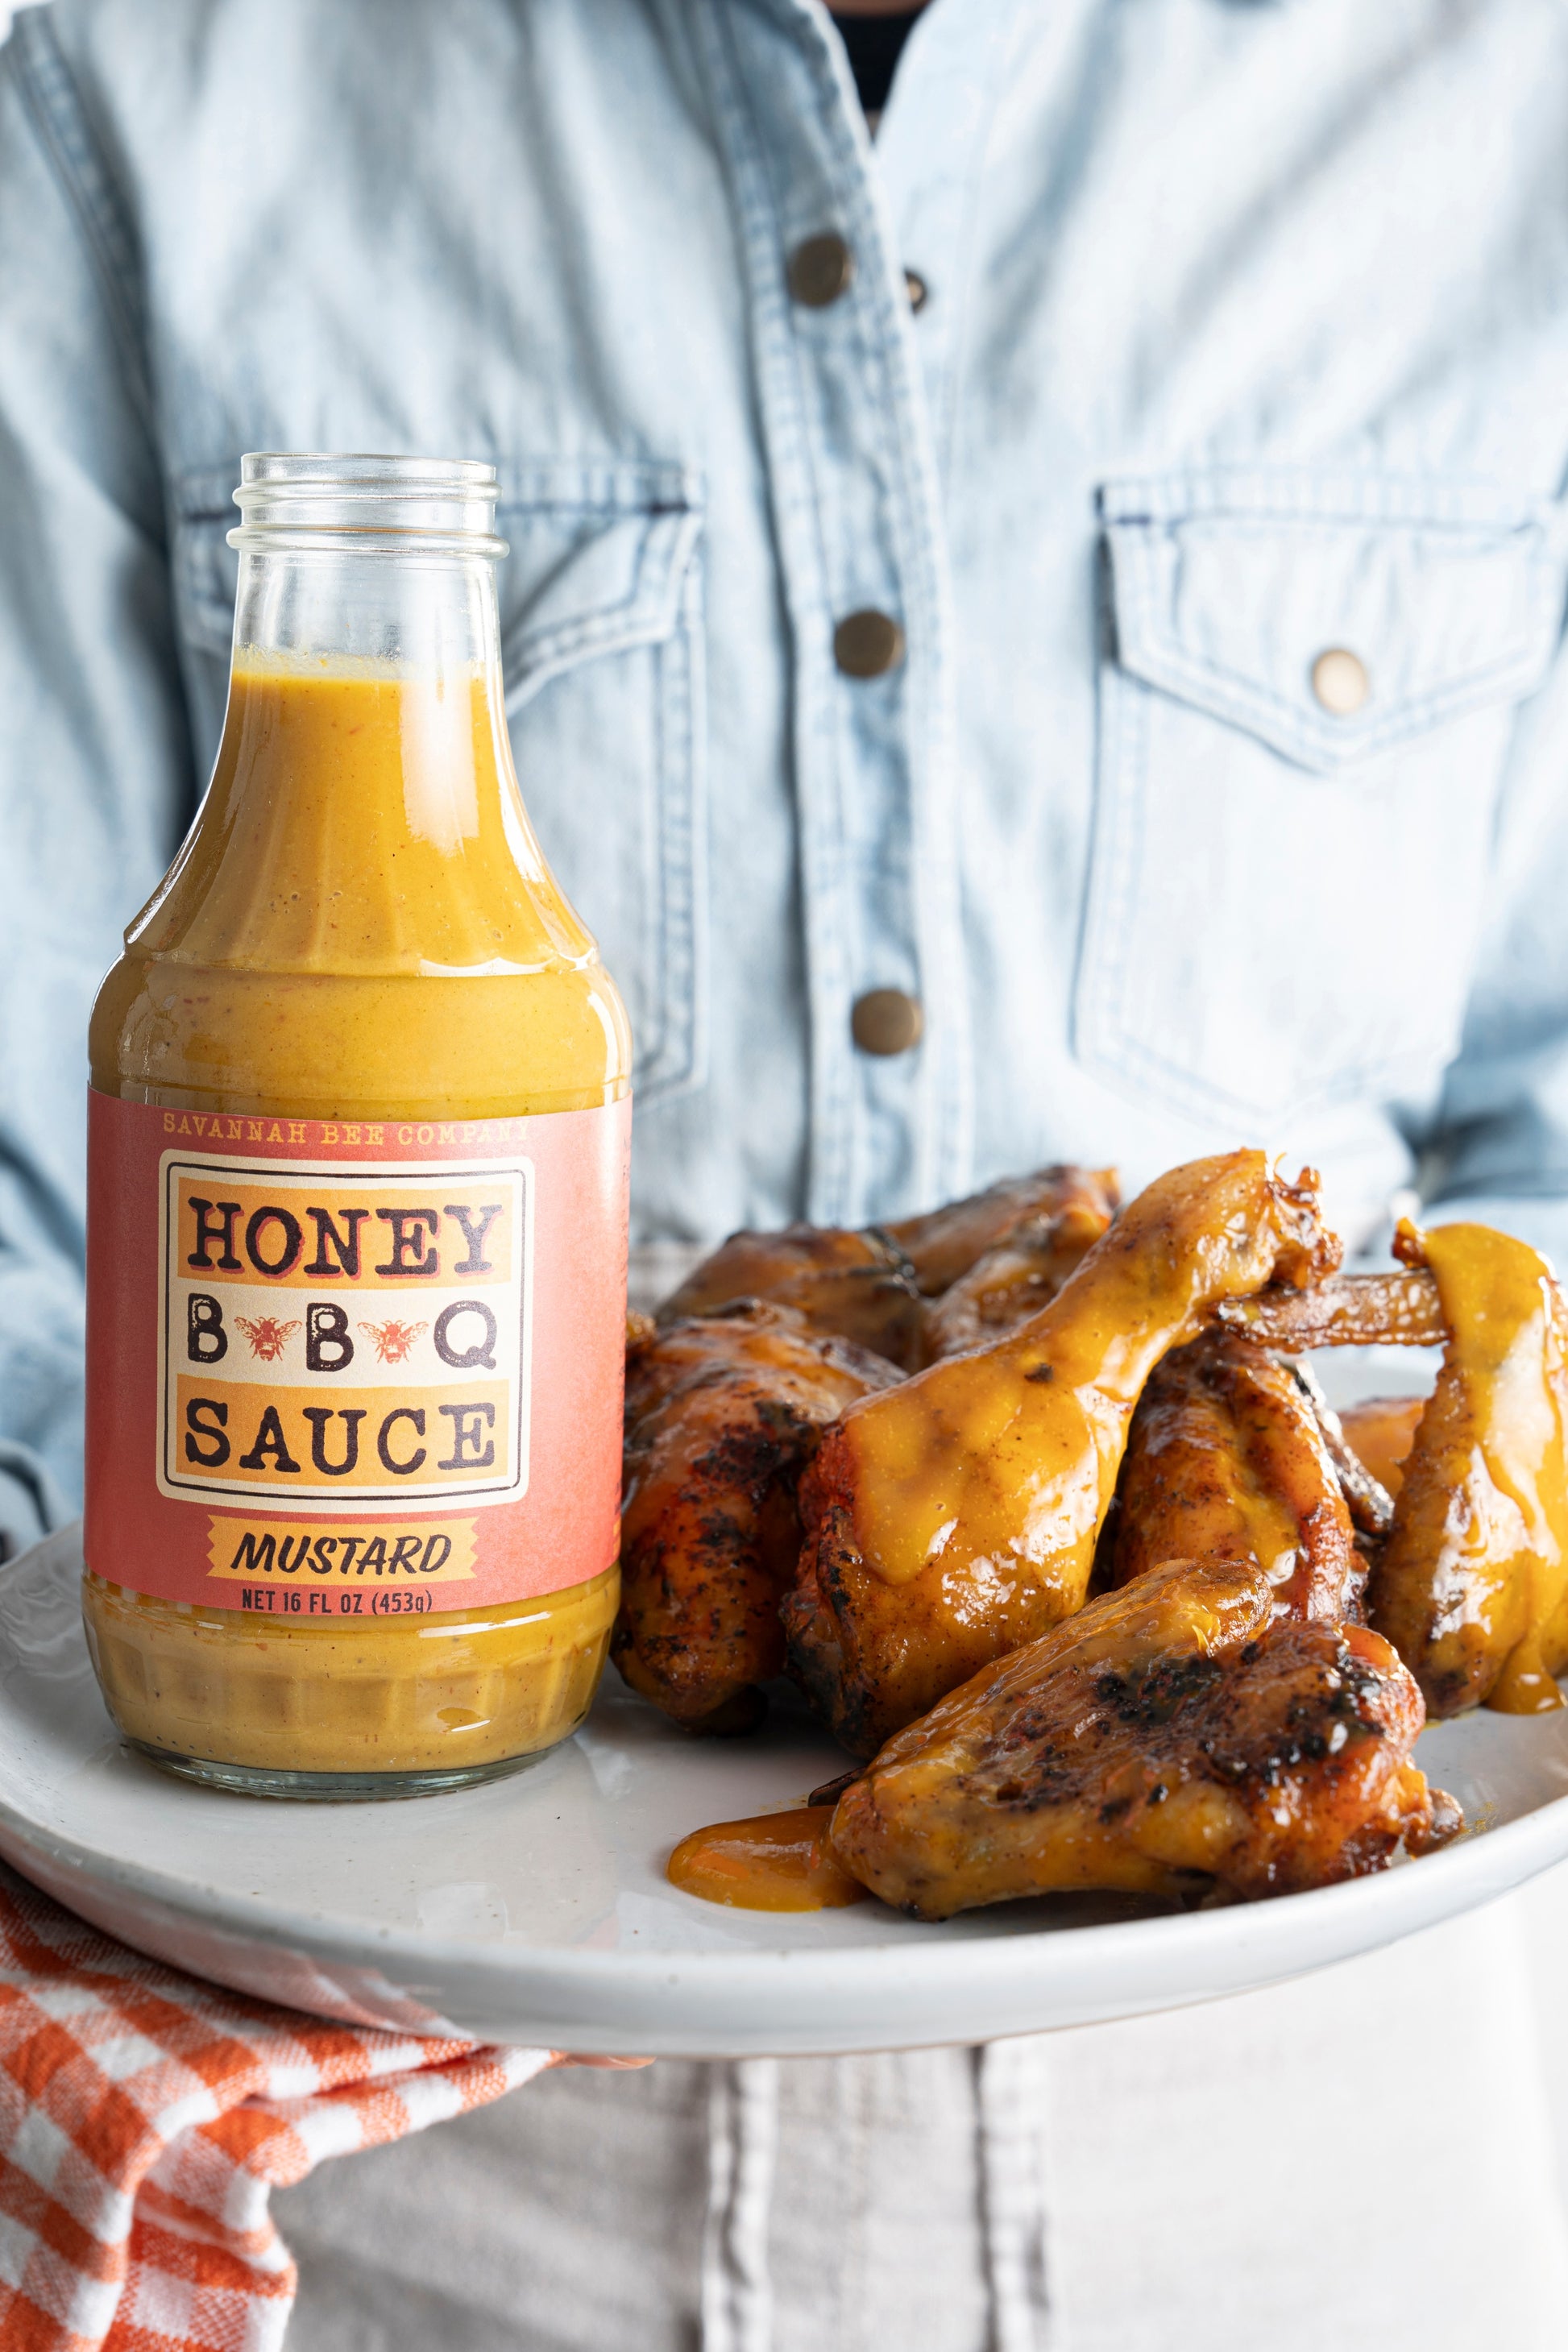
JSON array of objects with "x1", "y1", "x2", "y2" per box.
[{"x1": 156, "y1": 1152, "x2": 533, "y2": 1512}]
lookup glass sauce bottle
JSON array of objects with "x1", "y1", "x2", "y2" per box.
[{"x1": 83, "y1": 454, "x2": 631, "y2": 1795}]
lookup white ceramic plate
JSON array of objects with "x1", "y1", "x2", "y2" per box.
[{"x1": 3, "y1": 1522, "x2": 1567, "y2": 2057}]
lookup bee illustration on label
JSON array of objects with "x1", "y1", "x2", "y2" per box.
[
  {"x1": 360, "y1": 1317, "x2": 429, "y2": 1365},
  {"x1": 234, "y1": 1315, "x2": 302, "y2": 1363}
]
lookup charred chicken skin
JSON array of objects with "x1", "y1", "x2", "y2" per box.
[
  {"x1": 786, "y1": 1151, "x2": 1339, "y2": 1755},
  {"x1": 829, "y1": 1557, "x2": 1458, "y2": 1919},
  {"x1": 1105, "y1": 1332, "x2": 1364, "y2": 1621},
  {"x1": 1368, "y1": 1222, "x2": 1568, "y2": 1718},
  {"x1": 614, "y1": 1305, "x2": 901, "y2": 1732}
]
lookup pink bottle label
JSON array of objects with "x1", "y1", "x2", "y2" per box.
[{"x1": 85, "y1": 1093, "x2": 629, "y2": 1616}]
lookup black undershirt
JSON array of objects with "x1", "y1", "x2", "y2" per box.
[{"x1": 830, "y1": 11, "x2": 922, "y2": 120}]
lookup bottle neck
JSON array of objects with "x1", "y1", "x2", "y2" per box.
[
  {"x1": 131, "y1": 545, "x2": 591, "y2": 978},
  {"x1": 233, "y1": 540, "x2": 504, "y2": 677}
]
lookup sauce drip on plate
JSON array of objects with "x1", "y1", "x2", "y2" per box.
[{"x1": 667, "y1": 1807, "x2": 869, "y2": 1912}]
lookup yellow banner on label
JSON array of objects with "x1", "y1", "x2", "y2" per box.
[{"x1": 207, "y1": 1516, "x2": 476, "y2": 1584}]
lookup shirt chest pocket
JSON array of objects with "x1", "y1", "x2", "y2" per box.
[
  {"x1": 1074, "y1": 475, "x2": 1565, "y2": 1129},
  {"x1": 172, "y1": 458, "x2": 707, "y2": 1107}
]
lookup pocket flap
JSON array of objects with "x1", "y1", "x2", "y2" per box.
[
  {"x1": 497, "y1": 461, "x2": 703, "y2": 704},
  {"x1": 1101, "y1": 471, "x2": 1564, "y2": 772},
  {"x1": 171, "y1": 458, "x2": 704, "y2": 687},
  {"x1": 172, "y1": 464, "x2": 247, "y2": 657}
]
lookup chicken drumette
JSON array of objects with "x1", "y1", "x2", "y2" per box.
[
  {"x1": 619, "y1": 1168, "x2": 1120, "y2": 1733},
  {"x1": 786, "y1": 1151, "x2": 1339, "y2": 1754},
  {"x1": 614, "y1": 1305, "x2": 900, "y2": 1732},
  {"x1": 828, "y1": 1556, "x2": 1459, "y2": 1918}
]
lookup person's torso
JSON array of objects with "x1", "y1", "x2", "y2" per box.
[{"x1": 29, "y1": 0, "x2": 1568, "y2": 1247}]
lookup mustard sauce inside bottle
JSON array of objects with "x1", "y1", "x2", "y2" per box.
[{"x1": 83, "y1": 454, "x2": 632, "y2": 1797}]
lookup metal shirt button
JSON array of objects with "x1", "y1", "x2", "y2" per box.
[
  {"x1": 787, "y1": 233, "x2": 855, "y2": 308},
  {"x1": 904, "y1": 268, "x2": 929, "y2": 313},
  {"x1": 852, "y1": 989, "x2": 924, "y2": 1056},
  {"x1": 1310, "y1": 647, "x2": 1371, "y2": 716},
  {"x1": 834, "y1": 609, "x2": 906, "y2": 678}
]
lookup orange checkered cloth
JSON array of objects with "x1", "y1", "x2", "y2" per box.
[{"x1": 0, "y1": 1860, "x2": 555, "y2": 2351}]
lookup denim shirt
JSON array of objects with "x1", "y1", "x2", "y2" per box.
[{"x1": 3, "y1": 0, "x2": 1568, "y2": 1545}]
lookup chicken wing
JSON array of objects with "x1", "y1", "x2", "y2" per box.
[
  {"x1": 921, "y1": 1179, "x2": 1120, "y2": 1360},
  {"x1": 828, "y1": 1557, "x2": 1458, "y2": 1919},
  {"x1": 1284, "y1": 1360, "x2": 1396, "y2": 1541},
  {"x1": 1217, "y1": 1268, "x2": 1445, "y2": 1350},
  {"x1": 1367, "y1": 1222, "x2": 1568, "y2": 1716},
  {"x1": 658, "y1": 1167, "x2": 1121, "y2": 1371},
  {"x1": 786, "y1": 1151, "x2": 1340, "y2": 1754},
  {"x1": 1104, "y1": 1331, "x2": 1363, "y2": 1620},
  {"x1": 886, "y1": 1165, "x2": 1121, "y2": 1297},
  {"x1": 615, "y1": 1305, "x2": 901, "y2": 1732},
  {"x1": 1339, "y1": 1395, "x2": 1424, "y2": 1499},
  {"x1": 656, "y1": 1226, "x2": 925, "y2": 1367}
]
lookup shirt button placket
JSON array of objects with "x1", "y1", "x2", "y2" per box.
[
  {"x1": 834, "y1": 616, "x2": 922, "y2": 1067},
  {"x1": 705, "y1": 0, "x2": 968, "y2": 1222},
  {"x1": 778, "y1": 192, "x2": 927, "y2": 1209}
]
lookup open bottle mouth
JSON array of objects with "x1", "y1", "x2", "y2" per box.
[{"x1": 229, "y1": 452, "x2": 510, "y2": 560}]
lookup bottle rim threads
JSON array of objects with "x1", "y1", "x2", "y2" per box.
[{"x1": 229, "y1": 452, "x2": 508, "y2": 562}]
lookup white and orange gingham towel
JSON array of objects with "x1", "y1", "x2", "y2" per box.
[{"x1": 0, "y1": 1860, "x2": 556, "y2": 2352}]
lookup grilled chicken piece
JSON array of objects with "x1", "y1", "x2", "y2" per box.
[
  {"x1": 1217, "y1": 1269, "x2": 1446, "y2": 1350},
  {"x1": 829, "y1": 1557, "x2": 1459, "y2": 1919},
  {"x1": 658, "y1": 1167, "x2": 1122, "y2": 1371},
  {"x1": 1283, "y1": 1361, "x2": 1396, "y2": 1541},
  {"x1": 1368, "y1": 1222, "x2": 1568, "y2": 1717},
  {"x1": 1339, "y1": 1395, "x2": 1425, "y2": 1500},
  {"x1": 885, "y1": 1166, "x2": 1122, "y2": 1296},
  {"x1": 657, "y1": 1227, "x2": 925, "y2": 1368},
  {"x1": 614, "y1": 1305, "x2": 902, "y2": 1732},
  {"x1": 1104, "y1": 1332, "x2": 1364, "y2": 1619},
  {"x1": 786, "y1": 1151, "x2": 1340, "y2": 1755},
  {"x1": 922, "y1": 1178, "x2": 1120, "y2": 1360}
]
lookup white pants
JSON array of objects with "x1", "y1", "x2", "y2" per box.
[{"x1": 276, "y1": 1885, "x2": 1568, "y2": 2352}]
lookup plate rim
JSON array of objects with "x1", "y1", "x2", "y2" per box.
[
  {"x1": 8, "y1": 1521, "x2": 1568, "y2": 2051},
  {"x1": 0, "y1": 1744, "x2": 1564, "y2": 1995}
]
